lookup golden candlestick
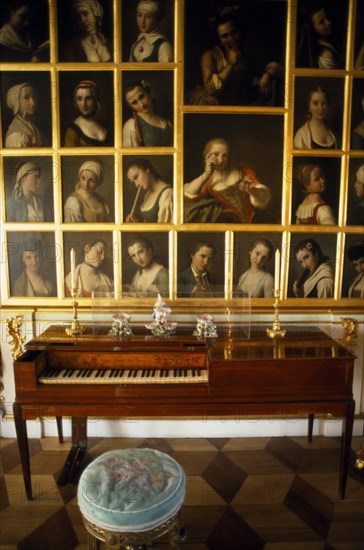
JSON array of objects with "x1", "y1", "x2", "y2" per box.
[
  {"x1": 65, "y1": 288, "x2": 85, "y2": 335},
  {"x1": 266, "y1": 290, "x2": 286, "y2": 338}
]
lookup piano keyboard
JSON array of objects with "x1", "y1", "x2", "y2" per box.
[{"x1": 39, "y1": 367, "x2": 208, "y2": 384}]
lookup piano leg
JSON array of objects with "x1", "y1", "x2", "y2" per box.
[
  {"x1": 308, "y1": 414, "x2": 314, "y2": 442},
  {"x1": 339, "y1": 398, "x2": 355, "y2": 500},
  {"x1": 58, "y1": 417, "x2": 90, "y2": 486},
  {"x1": 56, "y1": 417, "x2": 64, "y2": 444},
  {"x1": 13, "y1": 403, "x2": 32, "y2": 501}
]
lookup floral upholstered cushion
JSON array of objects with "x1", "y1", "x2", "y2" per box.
[{"x1": 77, "y1": 448, "x2": 185, "y2": 532}]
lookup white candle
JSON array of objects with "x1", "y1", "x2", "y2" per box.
[
  {"x1": 70, "y1": 248, "x2": 76, "y2": 289},
  {"x1": 274, "y1": 249, "x2": 280, "y2": 291}
]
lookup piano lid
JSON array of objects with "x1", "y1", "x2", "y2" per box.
[
  {"x1": 212, "y1": 325, "x2": 356, "y2": 361},
  {"x1": 24, "y1": 324, "x2": 356, "y2": 362}
]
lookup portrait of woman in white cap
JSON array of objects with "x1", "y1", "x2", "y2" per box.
[
  {"x1": 4, "y1": 82, "x2": 50, "y2": 147},
  {"x1": 128, "y1": 0, "x2": 173, "y2": 63},
  {"x1": 6, "y1": 160, "x2": 53, "y2": 222},
  {"x1": 63, "y1": 159, "x2": 111, "y2": 223},
  {"x1": 60, "y1": 0, "x2": 112, "y2": 62}
]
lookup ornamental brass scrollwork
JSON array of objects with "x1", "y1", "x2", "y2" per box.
[
  {"x1": 6, "y1": 316, "x2": 25, "y2": 360},
  {"x1": 340, "y1": 317, "x2": 357, "y2": 347},
  {"x1": 355, "y1": 444, "x2": 364, "y2": 470}
]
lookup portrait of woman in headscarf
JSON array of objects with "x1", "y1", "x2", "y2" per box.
[
  {"x1": 63, "y1": 159, "x2": 112, "y2": 223},
  {"x1": 6, "y1": 160, "x2": 53, "y2": 222},
  {"x1": 60, "y1": 0, "x2": 112, "y2": 62}
]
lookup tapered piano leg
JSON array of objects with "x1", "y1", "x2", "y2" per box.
[
  {"x1": 13, "y1": 403, "x2": 32, "y2": 501},
  {"x1": 308, "y1": 414, "x2": 314, "y2": 442},
  {"x1": 56, "y1": 416, "x2": 64, "y2": 443},
  {"x1": 58, "y1": 417, "x2": 89, "y2": 485},
  {"x1": 339, "y1": 398, "x2": 355, "y2": 500}
]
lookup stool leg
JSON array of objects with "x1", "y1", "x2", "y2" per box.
[
  {"x1": 308, "y1": 414, "x2": 314, "y2": 443},
  {"x1": 87, "y1": 531, "x2": 100, "y2": 550},
  {"x1": 168, "y1": 514, "x2": 186, "y2": 549}
]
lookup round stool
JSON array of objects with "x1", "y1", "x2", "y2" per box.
[{"x1": 77, "y1": 448, "x2": 186, "y2": 549}]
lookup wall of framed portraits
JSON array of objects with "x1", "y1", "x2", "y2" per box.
[{"x1": 0, "y1": 0, "x2": 363, "y2": 313}]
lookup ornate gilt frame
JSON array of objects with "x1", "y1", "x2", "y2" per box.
[{"x1": 0, "y1": 0, "x2": 363, "y2": 313}]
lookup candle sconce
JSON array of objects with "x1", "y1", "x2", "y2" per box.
[
  {"x1": 66, "y1": 288, "x2": 85, "y2": 335},
  {"x1": 266, "y1": 290, "x2": 286, "y2": 339}
]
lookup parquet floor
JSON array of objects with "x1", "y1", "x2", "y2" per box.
[{"x1": 1, "y1": 435, "x2": 364, "y2": 549}]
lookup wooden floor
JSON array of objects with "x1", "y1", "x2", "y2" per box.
[{"x1": 1, "y1": 435, "x2": 364, "y2": 549}]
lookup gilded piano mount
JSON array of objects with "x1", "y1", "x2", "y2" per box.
[
  {"x1": 266, "y1": 290, "x2": 286, "y2": 338},
  {"x1": 340, "y1": 317, "x2": 357, "y2": 348},
  {"x1": 66, "y1": 288, "x2": 85, "y2": 336},
  {"x1": 355, "y1": 444, "x2": 364, "y2": 470},
  {"x1": 6, "y1": 316, "x2": 25, "y2": 360}
]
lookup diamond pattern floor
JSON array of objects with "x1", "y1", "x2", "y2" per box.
[{"x1": 1, "y1": 435, "x2": 363, "y2": 549}]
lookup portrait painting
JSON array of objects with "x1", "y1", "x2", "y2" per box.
[
  {"x1": 121, "y1": 0, "x2": 174, "y2": 63},
  {"x1": 7, "y1": 231, "x2": 57, "y2": 298},
  {"x1": 354, "y1": 0, "x2": 364, "y2": 69},
  {"x1": 346, "y1": 157, "x2": 364, "y2": 226},
  {"x1": 122, "y1": 154, "x2": 174, "y2": 223},
  {"x1": 61, "y1": 155, "x2": 114, "y2": 223},
  {"x1": 286, "y1": 233, "x2": 338, "y2": 299},
  {"x1": 295, "y1": 0, "x2": 348, "y2": 69},
  {"x1": 233, "y1": 232, "x2": 282, "y2": 298},
  {"x1": 177, "y1": 231, "x2": 225, "y2": 298},
  {"x1": 121, "y1": 231, "x2": 169, "y2": 298},
  {"x1": 293, "y1": 77, "x2": 344, "y2": 151},
  {"x1": 3, "y1": 156, "x2": 54, "y2": 222},
  {"x1": 291, "y1": 156, "x2": 341, "y2": 226},
  {"x1": 122, "y1": 70, "x2": 174, "y2": 148},
  {"x1": 0, "y1": 71, "x2": 52, "y2": 148},
  {"x1": 350, "y1": 78, "x2": 364, "y2": 150},
  {"x1": 63, "y1": 231, "x2": 114, "y2": 298},
  {"x1": 57, "y1": 0, "x2": 113, "y2": 63},
  {"x1": 184, "y1": 0, "x2": 286, "y2": 107},
  {"x1": 59, "y1": 70, "x2": 114, "y2": 147},
  {"x1": 342, "y1": 235, "x2": 364, "y2": 299},
  {"x1": 0, "y1": 0, "x2": 50, "y2": 62},
  {"x1": 183, "y1": 113, "x2": 283, "y2": 224}
]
